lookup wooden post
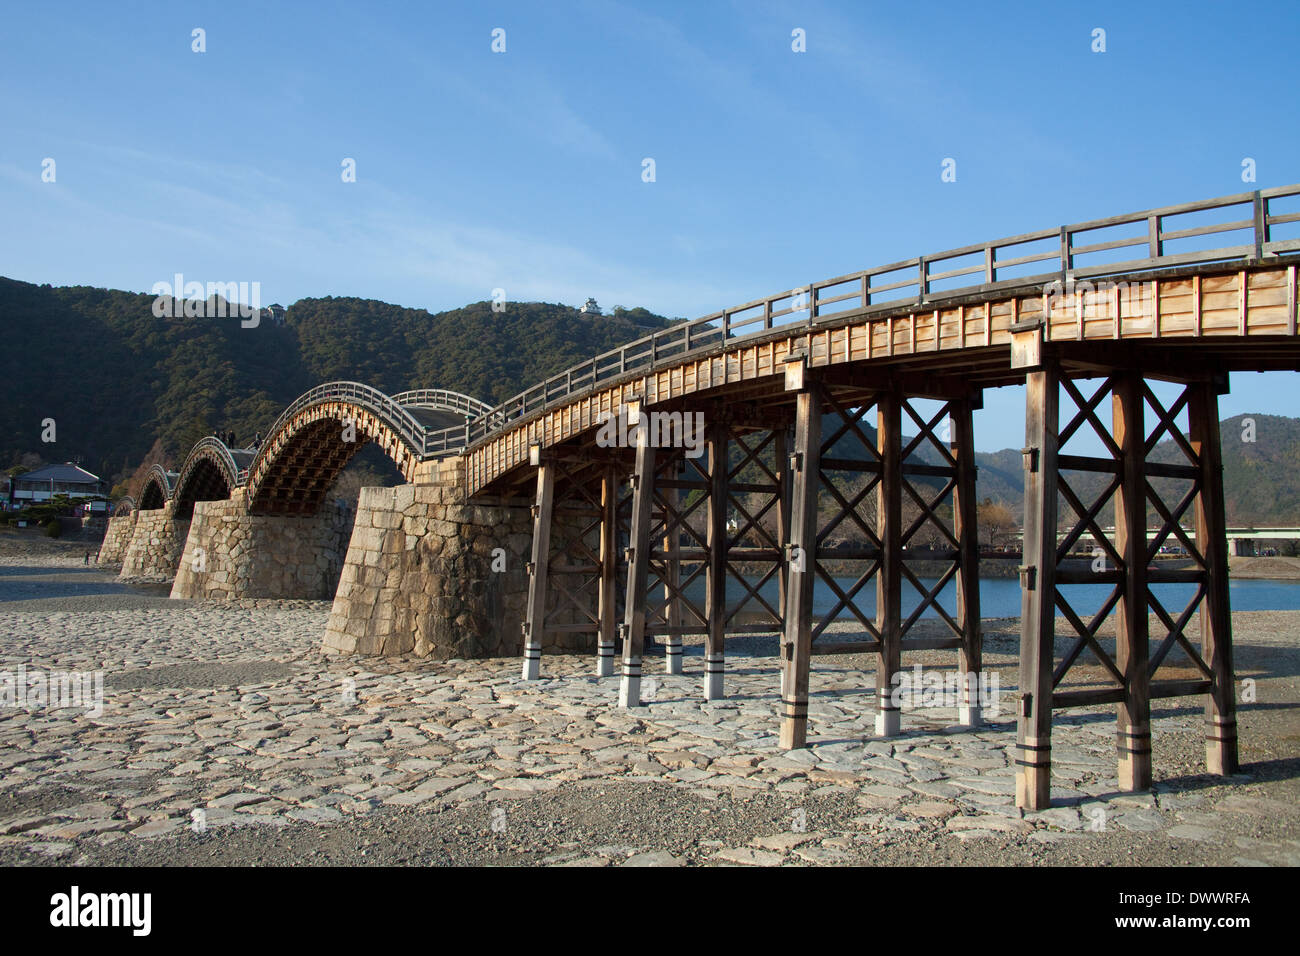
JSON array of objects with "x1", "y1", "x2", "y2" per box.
[
  {"x1": 663, "y1": 481, "x2": 684, "y2": 676},
  {"x1": 1113, "y1": 372, "x2": 1152, "y2": 792},
  {"x1": 951, "y1": 397, "x2": 984, "y2": 725},
  {"x1": 619, "y1": 435, "x2": 657, "y2": 707},
  {"x1": 776, "y1": 426, "x2": 791, "y2": 619},
  {"x1": 875, "y1": 390, "x2": 902, "y2": 737},
  {"x1": 521, "y1": 463, "x2": 554, "y2": 680},
  {"x1": 596, "y1": 464, "x2": 618, "y2": 677},
  {"x1": 705, "y1": 421, "x2": 728, "y2": 699},
  {"x1": 1016, "y1": 365, "x2": 1059, "y2": 810},
  {"x1": 1190, "y1": 379, "x2": 1238, "y2": 774},
  {"x1": 779, "y1": 382, "x2": 822, "y2": 749}
]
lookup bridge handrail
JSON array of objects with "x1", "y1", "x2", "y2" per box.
[
  {"x1": 462, "y1": 183, "x2": 1300, "y2": 453},
  {"x1": 146, "y1": 463, "x2": 178, "y2": 498},
  {"x1": 391, "y1": 388, "x2": 495, "y2": 419},
  {"x1": 184, "y1": 436, "x2": 243, "y2": 489},
  {"x1": 254, "y1": 381, "x2": 434, "y2": 464}
]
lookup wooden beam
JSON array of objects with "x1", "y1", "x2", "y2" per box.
[
  {"x1": 521, "y1": 463, "x2": 554, "y2": 680},
  {"x1": 1017, "y1": 364, "x2": 1059, "y2": 810},
  {"x1": 779, "y1": 382, "x2": 823, "y2": 749},
  {"x1": 1113, "y1": 372, "x2": 1152, "y2": 793},
  {"x1": 1190, "y1": 380, "x2": 1238, "y2": 774},
  {"x1": 775, "y1": 426, "x2": 791, "y2": 619},
  {"x1": 596, "y1": 464, "x2": 618, "y2": 677},
  {"x1": 705, "y1": 421, "x2": 728, "y2": 699},
  {"x1": 662, "y1": 480, "x2": 684, "y2": 676},
  {"x1": 951, "y1": 397, "x2": 984, "y2": 725},
  {"x1": 875, "y1": 390, "x2": 903, "y2": 737},
  {"x1": 1289, "y1": 265, "x2": 1297, "y2": 337},
  {"x1": 618, "y1": 436, "x2": 657, "y2": 707}
]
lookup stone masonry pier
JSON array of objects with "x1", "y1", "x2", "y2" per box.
[
  {"x1": 170, "y1": 490, "x2": 353, "y2": 601},
  {"x1": 323, "y1": 456, "x2": 592, "y2": 660},
  {"x1": 118, "y1": 506, "x2": 190, "y2": 579},
  {"x1": 96, "y1": 511, "x2": 138, "y2": 566}
]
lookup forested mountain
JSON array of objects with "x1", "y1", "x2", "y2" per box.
[{"x1": 0, "y1": 277, "x2": 672, "y2": 491}]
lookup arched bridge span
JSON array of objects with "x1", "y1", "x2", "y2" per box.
[
  {"x1": 173, "y1": 437, "x2": 254, "y2": 520},
  {"x1": 138, "y1": 465, "x2": 177, "y2": 510},
  {"x1": 245, "y1": 382, "x2": 431, "y2": 514}
]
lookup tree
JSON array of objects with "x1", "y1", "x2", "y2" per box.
[{"x1": 977, "y1": 497, "x2": 1018, "y2": 548}]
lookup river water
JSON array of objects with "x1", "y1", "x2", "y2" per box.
[{"x1": 684, "y1": 575, "x2": 1300, "y2": 619}]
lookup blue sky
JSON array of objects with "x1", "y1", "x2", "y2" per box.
[{"x1": 2, "y1": 0, "x2": 1298, "y2": 450}]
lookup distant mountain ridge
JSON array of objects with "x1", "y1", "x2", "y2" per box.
[
  {"x1": 971, "y1": 413, "x2": 1300, "y2": 527},
  {"x1": 0, "y1": 277, "x2": 671, "y2": 489}
]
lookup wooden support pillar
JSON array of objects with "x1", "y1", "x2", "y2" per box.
[
  {"x1": 521, "y1": 463, "x2": 554, "y2": 681},
  {"x1": 1113, "y1": 372, "x2": 1152, "y2": 792},
  {"x1": 1016, "y1": 365, "x2": 1059, "y2": 810},
  {"x1": 779, "y1": 382, "x2": 822, "y2": 749},
  {"x1": 875, "y1": 391, "x2": 902, "y2": 738},
  {"x1": 663, "y1": 482, "x2": 684, "y2": 676},
  {"x1": 1190, "y1": 379, "x2": 1238, "y2": 775},
  {"x1": 619, "y1": 435, "x2": 656, "y2": 707},
  {"x1": 704, "y1": 421, "x2": 728, "y2": 700},
  {"x1": 776, "y1": 426, "x2": 791, "y2": 619},
  {"x1": 951, "y1": 397, "x2": 984, "y2": 726},
  {"x1": 596, "y1": 464, "x2": 618, "y2": 678}
]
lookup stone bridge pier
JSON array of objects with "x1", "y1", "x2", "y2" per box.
[
  {"x1": 96, "y1": 511, "x2": 138, "y2": 566},
  {"x1": 118, "y1": 504, "x2": 191, "y2": 579},
  {"x1": 322, "y1": 456, "x2": 592, "y2": 660},
  {"x1": 170, "y1": 489, "x2": 353, "y2": 600}
]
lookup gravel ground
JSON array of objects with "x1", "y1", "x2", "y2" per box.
[{"x1": 1, "y1": 544, "x2": 1298, "y2": 868}]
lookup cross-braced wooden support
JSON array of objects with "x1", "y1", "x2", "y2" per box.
[
  {"x1": 1113, "y1": 373, "x2": 1152, "y2": 792},
  {"x1": 1016, "y1": 366, "x2": 1059, "y2": 809},
  {"x1": 704, "y1": 420, "x2": 728, "y2": 699},
  {"x1": 1190, "y1": 381, "x2": 1238, "y2": 775},
  {"x1": 643, "y1": 442, "x2": 709, "y2": 673},
  {"x1": 780, "y1": 380, "x2": 823, "y2": 748},
  {"x1": 662, "y1": 482, "x2": 685, "y2": 676},
  {"x1": 521, "y1": 462, "x2": 554, "y2": 680},
  {"x1": 779, "y1": 364, "x2": 986, "y2": 748},
  {"x1": 874, "y1": 392, "x2": 903, "y2": 737},
  {"x1": 521, "y1": 452, "x2": 627, "y2": 680},
  {"x1": 619, "y1": 434, "x2": 657, "y2": 707},
  {"x1": 951, "y1": 399, "x2": 984, "y2": 726},
  {"x1": 596, "y1": 465, "x2": 620, "y2": 677},
  {"x1": 1015, "y1": 363, "x2": 1238, "y2": 810}
]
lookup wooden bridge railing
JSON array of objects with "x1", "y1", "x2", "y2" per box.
[
  {"x1": 236, "y1": 186, "x2": 1300, "y2": 466},
  {"x1": 253, "y1": 381, "x2": 432, "y2": 463},
  {"x1": 391, "y1": 388, "x2": 495, "y2": 419},
  {"x1": 186, "y1": 436, "x2": 246, "y2": 488},
  {"x1": 418, "y1": 183, "x2": 1300, "y2": 459}
]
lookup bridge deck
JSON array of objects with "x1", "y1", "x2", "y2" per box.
[{"x1": 465, "y1": 259, "x2": 1300, "y2": 497}]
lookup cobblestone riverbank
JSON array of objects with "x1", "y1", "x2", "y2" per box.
[{"x1": 1, "y1": 557, "x2": 1298, "y2": 866}]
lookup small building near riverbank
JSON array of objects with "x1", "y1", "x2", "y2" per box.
[{"x1": 8, "y1": 463, "x2": 105, "y2": 509}]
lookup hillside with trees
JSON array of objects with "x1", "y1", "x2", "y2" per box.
[{"x1": 0, "y1": 277, "x2": 672, "y2": 491}]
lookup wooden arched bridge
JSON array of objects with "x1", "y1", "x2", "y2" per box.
[
  {"x1": 125, "y1": 386, "x2": 491, "y2": 515},
  {"x1": 109, "y1": 184, "x2": 1300, "y2": 810}
]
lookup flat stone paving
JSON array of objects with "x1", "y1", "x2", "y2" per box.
[{"x1": 2, "y1": 562, "x2": 1299, "y2": 866}]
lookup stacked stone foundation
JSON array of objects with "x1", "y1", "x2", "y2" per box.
[
  {"x1": 97, "y1": 512, "x2": 138, "y2": 566},
  {"x1": 119, "y1": 509, "x2": 190, "y2": 579},
  {"x1": 324, "y1": 458, "x2": 594, "y2": 659},
  {"x1": 170, "y1": 492, "x2": 353, "y2": 600}
]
